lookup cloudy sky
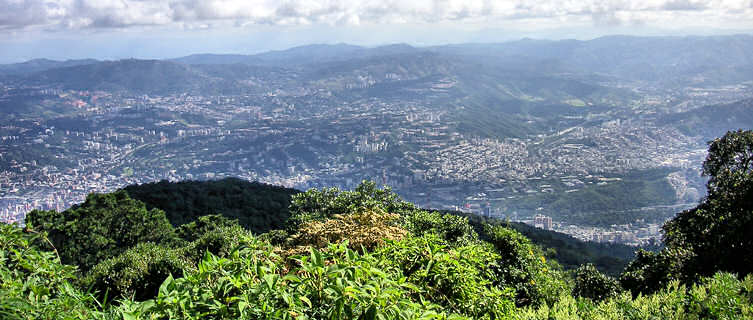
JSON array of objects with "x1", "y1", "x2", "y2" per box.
[{"x1": 1, "y1": 0, "x2": 752, "y2": 63}]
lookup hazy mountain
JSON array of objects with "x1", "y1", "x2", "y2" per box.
[
  {"x1": 430, "y1": 35, "x2": 753, "y2": 86},
  {"x1": 17, "y1": 59, "x2": 289, "y2": 95},
  {"x1": 0, "y1": 58, "x2": 99, "y2": 76},
  {"x1": 664, "y1": 98, "x2": 753, "y2": 139},
  {"x1": 16, "y1": 47, "x2": 633, "y2": 107},
  {"x1": 172, "y1": 43, "x2": 420, "y2": 67},
  {"x1": 169, "y1": 54, "x2": 264, "y2": 65}
]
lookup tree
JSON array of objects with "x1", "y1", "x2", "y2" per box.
[
  {"x1": 25, "y1": 191, "x2": 177, "y2": 272},
  {"x1": 624, "y1": 130, "x2": 753, "y2": 295},
  {"x1": 662, "y1": 129, "x2": 753, "y2": 280}
]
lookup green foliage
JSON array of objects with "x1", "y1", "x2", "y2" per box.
[
  {"x1": 662, "y1": 136, "x2": 753, "y2": 278},
  {"x1": 440, "y1": 210, "x2": 634, "y2": 276},
  {"x1": 85, "y1": 223, "x2": 253, "y2": 303},
  {"x1": 484, "y1": 224, "x2": 570, "y2": 307},
  {"x1": 182, "y1": 224, "x2": 255, "y2": 264},
  {"x1": 175, "y1": 214, "x2": 241, "y2": 242},
  {"x1": 572, "y1": 264, "x2": 621, "y2": 302},
  {"x1": 25, "y1": 190, "x2": 177, "y2": 272},
  {"x1": 378, "y1": 234, "x2": 516, "y2": 319},
  {"x1": 287, "y1": 180, "x2": 416, "y2": 232},
  {"x1": 123, "y1": 178, "x2": 299, "y2": 234},
  {"x1": 258, "y1": 229, "x2": 290, "y2": 246},
  {"x1": 619, "y1": 248, "x2": 689, "y2": 296},
  {"x1": 121, "y1": 240, "x2": 460, "y2": 319},
  {"x1": 403, "y1": 210, "x2": 478, "y2": 245},
  {"x1": 12, "y1": 174, "x2": 753, "y2": 319},
  {"x1": 0, "y1": 224, "x2": 107, "y2": 319},
  {"x1": 520, "y1": 272, "x2": 753, "y2": 320},
  {"x1": 630, "y1": 130, "x2": 753, "y2": 294},
  {"x1": 84, "y1": 242, "x2": 192, "y2": 302}
]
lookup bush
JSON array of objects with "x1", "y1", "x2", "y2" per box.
[
  {"x1": 181, "y1": 224, "x2": 255, "y2": 264},
  {"x1": 257, "y1": 229, "x2": 289, "y2": 246},
  {"x1": 519, "y1": 272, "x2": 753, "y2": 320},
  {"x1": 572, "y1": 264, "x2": 621, "y2": 301},
  {"x1": 403, "y1": 210, "x2": 478, "y2": 245},
  {"x1": 288, "y1": 208, "x2": 408, "y2": 254},
  {"x1": 175, "y1": 214, "x2": 241, "y2": 242},
  {"x1": 84, "y1": 242, "x2": 192, "y2": 301},
  {"x1": 286, "y1": 180, "x2": 416, "y2": 232},
  {"x1": 121, "y1": 241, "x2": 456, "y2": 319},
  {"x1": 0, "y1": 224, "x2": 106, "y2": 319},
  {"x1": 485, "y1": 224, "x2": 570, "y2": 307},
  {"x1": 378, "y1": 234, "x2": 516, "y2": 319},
  {"x1": 619, "y1": 248, "x2": 690, "y2": 296}
]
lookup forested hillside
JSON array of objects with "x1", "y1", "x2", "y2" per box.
[
  {"x1": 120, "y1": 177, "x2": 635, "y2": 275},
  {"x1": 2, "y1": 130, "x2": 752, "y2": 319},
  {"x1": 122, "y1": 178, "x2": 299, "y2": 234}
]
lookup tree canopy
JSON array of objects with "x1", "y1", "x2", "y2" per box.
[
  {"x1": 622, "y1": 129, "x2": 753, "y2": 294},
  {"x1": 25, "y1": 190, "x2": 175, "y2": 272}
]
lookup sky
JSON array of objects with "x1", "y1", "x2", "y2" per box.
[{"x1": 1, "y1": 0, "x2": 752, "y2": 63}]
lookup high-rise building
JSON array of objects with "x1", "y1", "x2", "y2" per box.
[{"x1": 534, "y1": 214, "x2": 553, "y2": 230}]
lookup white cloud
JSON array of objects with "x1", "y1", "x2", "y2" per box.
[{"x1": 0, "y1": 0, "x2": 751, "y2": 31}]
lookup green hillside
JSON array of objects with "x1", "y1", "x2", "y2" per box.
[{"x1": 122, "y1": 178, "x2": 300, "y2": 234}]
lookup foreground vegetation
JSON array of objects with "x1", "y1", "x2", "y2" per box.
[{"x1": 1, "y1": 130, "x2": 752, "y2": 319}]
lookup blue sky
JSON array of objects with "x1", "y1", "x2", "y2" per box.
[{"x1": 1, "y1": 0, "x2": 752, "y2": 63}]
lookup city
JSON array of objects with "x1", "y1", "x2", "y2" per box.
[{"x1": 3, "y1": 74, "x2": 749, "y2": 245}]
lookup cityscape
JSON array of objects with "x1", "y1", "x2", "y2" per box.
[{"x1": 3, "y1": 66, "x2": 750, "y2": 246}]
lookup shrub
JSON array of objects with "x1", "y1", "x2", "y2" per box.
[
  {"x1": 181, "y1": 224, "x2": 254, "y2": 264},
  {"x1": 572, "y1": 264, "x2": 621, "y2": 301},
  {"x1": 286, "y1": 180, "x2": 416, "y2": 232},
  {"x1": 378, "y1": 234, "x2": 516, "y2": 319},
  {"x1": 485, "y1": 224, "x2": 570, "y2": 307},
  {"x1": 288, "y1": 208, "x2": 408, "y2": 254},
  {"x1": 121, "y1": 241, "x2": 456, "y2": 319},
  {"x1": 519, "y1": 272, "x2": 753, "y2": 320},
  {"x1": 257, "y1": 229, "x2": 289, "y2": 246},
  {"x1": 84, "y1": 242, "x2": 192, "y2": 301},
  {"x1": 403, "y1": 210, "x2": 478, "y2": 245},
  {"x1": 175, "y1": 214, "x2": 241, "y2": 242},
  {"x1": 619, "y1": 248, "x2": 690, "y2": 296},
  {"x1": 0, "y1": 224, "x2": 106, "y2": 319}
]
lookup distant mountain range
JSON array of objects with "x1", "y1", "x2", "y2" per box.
[
  {"x1": 1, "y1": 34, "x2": 750, "y2": 141},
  {"x1": 2, "y1": 34, "x2": 752, "y2": 93}
]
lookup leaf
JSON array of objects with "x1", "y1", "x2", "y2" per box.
[
  {"x1": 122, "y1": 311, "x2": 139, "y2": 320},
  {"x1": 159, "y1": 274, "x2": 174, "y2": 297},
  {"x1": 299, "y1": 296, "x2": 312, "y2": 308}
]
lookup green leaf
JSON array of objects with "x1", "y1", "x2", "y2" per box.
[{"x1": 299, "y1": 296, "x2": 312, "y2": 308}]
